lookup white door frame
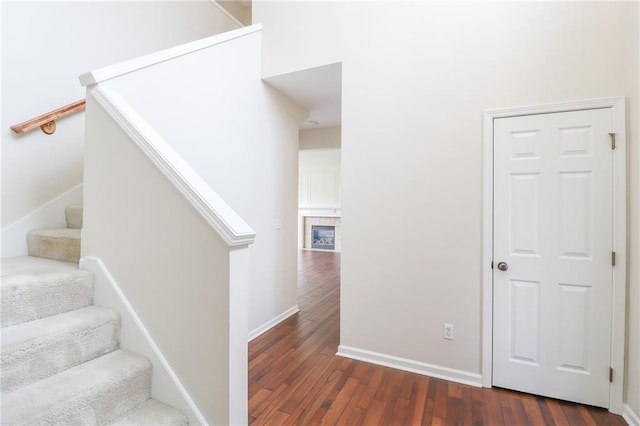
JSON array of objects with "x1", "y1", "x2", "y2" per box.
[{"x1": 481, "y1": 97, "x2": 627, "y2": 414}]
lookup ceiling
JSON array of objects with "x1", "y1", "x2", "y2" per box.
[{"x1": 263, "y1": 62, "x2": 342, "y2": 130}]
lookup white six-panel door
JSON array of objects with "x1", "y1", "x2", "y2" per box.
[{"x1": 492, "y1": 108, "x2": 613, "y2": 407}]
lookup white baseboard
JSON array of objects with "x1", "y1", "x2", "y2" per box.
[
  {"x1": 337, "y1": 345, "x2": 483, "y2": 388},
  {"x1": 80, "y1": 256, "x2": 206, "y2": 426},
  {"x1": 2, "y1": 184, "x2": 83, "y2": 258},
  {"x1": 624, "y1": 403, "x2": 640, "y2": 426},
  {"x1": 249, "y1": 305, "x2": 300, "y2": 342}
]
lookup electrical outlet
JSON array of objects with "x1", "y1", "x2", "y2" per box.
[{"x1": 443, "y1": 323, "x2": 454, "y2": 340}]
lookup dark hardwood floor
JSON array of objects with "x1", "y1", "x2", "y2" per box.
[{"x1": 248, "y1": 250, "x2": 626, "y2": 425}]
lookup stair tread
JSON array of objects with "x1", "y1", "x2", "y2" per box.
[
  {"x1": 2, "y1": 305, "x2": 118, "y2": 347},
  {"x1": 28, "y1": 227, "x2": 81, "y2": 239},
  {"x1": 2, "y1": 306, "x2": 120, "y2": 393},
  {"x1": 1, "y1": 256, "x2": 94, "y2": 327},
  {"x1": 1, "y1": 256, "x2": 79, "y2": 276},
  {"x1": 2, "y1": 349, "x2": 151, "y2": 425},
  {"x1": 108, "y1": 399, "x2": 189, "y2": 426}
]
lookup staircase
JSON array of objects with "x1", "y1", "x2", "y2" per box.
[{"x1": 1, "y1": 205, "x2": 189, "y2": 425}]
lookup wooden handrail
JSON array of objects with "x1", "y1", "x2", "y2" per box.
[{"x1": 10, "y1": 99, "x2": 86, "y2": 135}]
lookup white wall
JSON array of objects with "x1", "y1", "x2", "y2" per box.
[
  {"x1": 1, "y1": 1, "x2": 239, "y2": 239},
  {"x1": 89, "y1": 27, "x2": 306, "y2": 337},
  {"x1": 254, "y1": 0, "x2": 640, "y2": 411}
]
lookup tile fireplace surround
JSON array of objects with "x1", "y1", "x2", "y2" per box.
[{"x1": 303, "y1": 216, "x2": 341, "y2": 252}]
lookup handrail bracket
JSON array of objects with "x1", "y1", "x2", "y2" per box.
[{"x1": 41, "y1": 120, "x2": 57, "y2": 135}]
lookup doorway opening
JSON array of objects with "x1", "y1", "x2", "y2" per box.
[{"x1": 262, "y1": 60, "x2": 343, "y2": 349}]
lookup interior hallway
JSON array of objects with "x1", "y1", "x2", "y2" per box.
[{"x1": 248, "y1": 250, "x2": 625, "y2": 425}]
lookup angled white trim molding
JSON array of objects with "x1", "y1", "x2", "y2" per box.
[
  {"x1": 89, "y1": 86, "x2": 255, "y2": 247},
  {"x1": 209, "y1": 0, "x2": 244, "y2": 28},
  {"x1": 337, "y1": 345, "x2": 483, "y2": 388},
  {"x1": 79, "y1": 24, "x2": 262, "y2": 86},
  {"x1": 80, "y1": 256, "x2": 207, "y2": 425},
  {"x1": 2, "y1": 183, "x2": 83, "y2": 258}
]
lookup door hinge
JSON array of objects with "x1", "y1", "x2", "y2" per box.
[
  {"x1": 491, "y1": 261, "x2": 494, "y2": 269},
  {"x1": 609, "y1": 367, "x2": 614, "y2": 383},
  {"x1": 612, "y1": 251, "x2": 616, "y2": 266},
  {"x1": 609, "y1": 133, "x2": 616, "y2": 150}
]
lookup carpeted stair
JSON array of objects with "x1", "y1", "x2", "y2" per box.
[
  {"x1": 26, "y1": 204, "x2": 83, "y2": 263},
  {"x1": 1, "y1": 205, "x2": 189, "y2": 425}
]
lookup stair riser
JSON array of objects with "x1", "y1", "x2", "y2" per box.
[
  {"x1": 65, "y1": 205, "x2": 83, "y2": 230},
  {"x1": 107, "y1": 399, "x2": 189, "y2": 426},
  {"x1": 1, "y1": 271, "x2": 94, "y2": 327},
  {"x1": 27, "y1": 233, "x2": 81, "y2": 263},
  {"x1": 2, "y1": 314, "x2": 120, "y2": 393}
]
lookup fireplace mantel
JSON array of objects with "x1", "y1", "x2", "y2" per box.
[{"x1": 299, "y1": 206, "x2": 341, "y2": 217}]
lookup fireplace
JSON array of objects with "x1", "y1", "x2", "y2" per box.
[
  {"x1": 311, "y1": 225, "x2": 336, "y2": 250},
  {"x1": 302, "y1": 216, "x2": 341, "y2": 252}
]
